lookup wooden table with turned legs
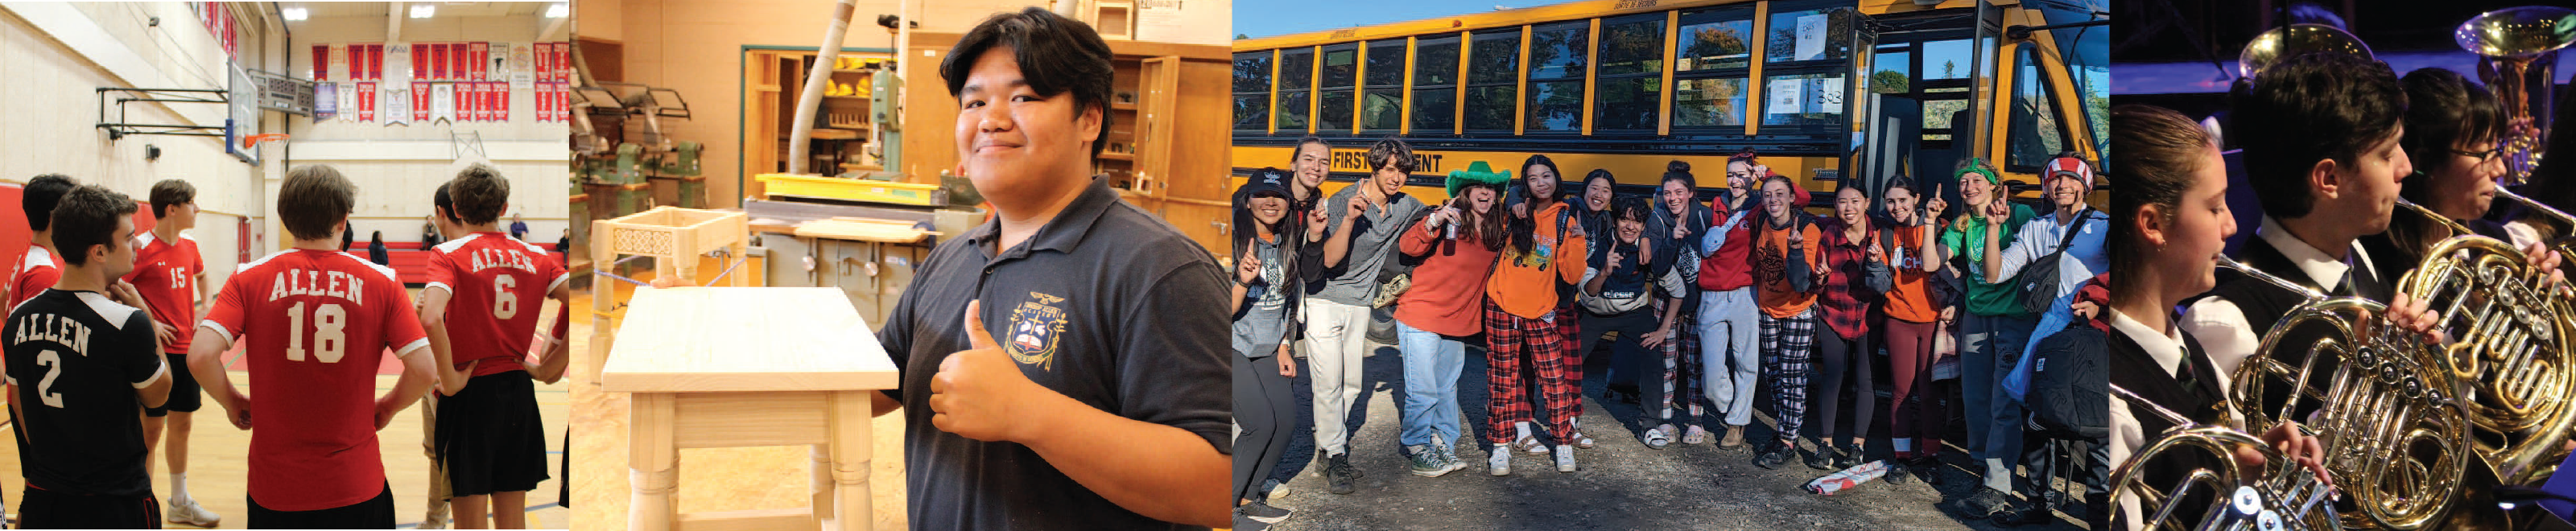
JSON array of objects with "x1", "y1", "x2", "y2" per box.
[{"x1": 601, "y1": 287, "x2": 899, "y2": 531}]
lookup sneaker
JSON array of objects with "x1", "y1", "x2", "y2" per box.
[
  {"x1": 1835, "y1": 443, "x2": 1864, "y2": 469},
  {"x1": 168, "y1": 498, "x2": 222, "y2": 528},
  {"x1": 1236, "y1": 500, "x2": 1292, "y2": 525},
  {"x1": 1488, "y1": 447, "x2": 1512, "y2": 476},
  {"x1": 1324, "y1": 452, "x2": 1359, "y2": 495},
  {"x1": 1719, "y1": 425, "x2": 1747, "y2": 448},
  {"x1": 1884, "y1": 459, "x2": 1915, "y2": 484},
  {"x1": 1641, "y1": 424, "x2": 1674, "y2": 449},
  {"x1": 1408, "y1": 445, "x2": 1453, "y2": 477},
  {"x1": 1435, "y1": 438, "x2": 1468, "y2": 475},
  {"x1": 1948, "y1": 487, "x2": 2015, "y2": 519},
  {"x1": 1752, "y1": 442, "x2": 1790, "y2": 469},
  {"x1": 1553, "y1": 444, "x2": 1577, "y2": 473},
  {"x1": 1803, "y1": 445, "x2": 1836, "y2": 471}
]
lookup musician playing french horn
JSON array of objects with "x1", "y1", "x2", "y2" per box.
[{"x1": 2107, "y1": 104, "x2": 2341, "y2": 530}]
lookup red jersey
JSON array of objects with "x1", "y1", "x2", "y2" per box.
[
  {"x1": 425, "y1": 233, "x2": 567, "y2": 377},
  {"x1": 200, "y1": 249, "x2": 428, "y2": 512},
  {"x1": 121, "y1": 232, "x2": 206, "y2": 354},
  {"x1": 10, "y1": 245, "x2": 60, "y2": 313}
]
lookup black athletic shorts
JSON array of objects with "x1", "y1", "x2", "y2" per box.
[
  {"x1": 248, "y1": 482, "x2": 393, "y2": 529},
  {"x1": 144, "y1": 352, "x2": 202, "y2": 417},
  {"x1": 436, "y1": 370, "x2": 551, "y2": 497},
  {"x1": 20, "y1": 486, "x2": 160, "y2": 529}
]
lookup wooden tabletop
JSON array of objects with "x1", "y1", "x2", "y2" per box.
[{"x1": 601, "y1": 287, "x2": 901, "y2": 393}]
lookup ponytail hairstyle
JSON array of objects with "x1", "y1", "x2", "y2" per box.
[{"x1": 2107, "y1": 104, "x2": 2217, "y2": 300}]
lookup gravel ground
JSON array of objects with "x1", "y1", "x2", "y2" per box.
[{"x1": 1245, "y1": 313, "x2": 2099, "y2": 531}]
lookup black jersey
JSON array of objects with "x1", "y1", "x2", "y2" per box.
[{"x1": 5, "y1": 289, "x2": 165, "y2": 496}]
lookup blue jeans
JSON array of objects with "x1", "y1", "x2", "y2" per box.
[{"x1": 1397, "y1": 320, "x2": 1467, "y2": 448}]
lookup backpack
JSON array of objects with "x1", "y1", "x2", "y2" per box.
[
  {"x1": 2024, "y1": 325, "x2": 2108, "y2": 438},
  {"x1": 2008, "y1": 209, "x2": 2099, "y2": 315}
]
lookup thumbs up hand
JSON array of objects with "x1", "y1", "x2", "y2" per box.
[{"x1": 930, "y1": 300, "x2": 1043, "y2": 442}]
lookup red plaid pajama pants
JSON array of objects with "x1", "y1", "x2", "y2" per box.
[{"x1": 1485, "y1": 302, "x2": 1583, "y2": 444}]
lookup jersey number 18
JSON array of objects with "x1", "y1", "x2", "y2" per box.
[{"x1": 285, "y1": 302, "x2": 348, "y2": 363}]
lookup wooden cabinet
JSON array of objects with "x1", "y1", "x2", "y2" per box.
[{"x1": 742, "y1": 48, "x2": 896, "y2": 199}]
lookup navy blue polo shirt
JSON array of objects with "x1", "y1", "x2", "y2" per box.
[{"x1": 875, "y1": 175, "x2": 1233, "y2": 530}]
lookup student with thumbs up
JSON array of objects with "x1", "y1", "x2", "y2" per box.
[{"x1": 861, "y1": 8, "x2": 1232, "y2": 531}]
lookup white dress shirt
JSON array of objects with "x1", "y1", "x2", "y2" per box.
[{"x1": 2178, "y1": 216, "x2": 2383, "y2": 378}]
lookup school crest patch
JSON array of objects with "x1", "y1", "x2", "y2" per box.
[{"x1": 1007, "y1": 292, "x2": 1069, "y2": 372}]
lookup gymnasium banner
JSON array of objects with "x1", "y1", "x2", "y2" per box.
[
  {"x1": 413, "y1": 81, "x2": 433, "y2": 122},
  {"x1": 383, "y1": 84, "x2": 409, "y2": 126},
  {"x1": 356, "y1": 81, "x2": 376, "y2": 122},
  {"x1": 313, "y1": 82, "x2": 336, "y2": 119},
  {"x1": 432, "y1": 83, "x2": 456, "y2": 123}
]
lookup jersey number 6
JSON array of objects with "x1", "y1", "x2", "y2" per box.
[
  {"x1": 493, "y1": 274, "x2": 517, "y2": 319},
  {"x1": 285, "y1": 302, "x2": 349, "y2": 363}
]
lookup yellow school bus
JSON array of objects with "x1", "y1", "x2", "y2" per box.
[{"x1": 1229, "y1": 0, "x2": 2108, "y2": 209}]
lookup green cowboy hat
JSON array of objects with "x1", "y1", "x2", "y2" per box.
[{"x1": 1447, "y1": 160, "x2": 1513, "y2": 197}]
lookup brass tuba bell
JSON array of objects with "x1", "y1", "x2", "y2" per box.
[{"x1": 2456, "y1": 6, "x2": 2576, "y2": 183}]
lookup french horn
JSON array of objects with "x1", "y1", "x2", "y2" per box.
[
  {"x1": 2111, "y1": 385, "x2": 2343, "y2": 531},
  {"x1": 2218, "y1": 254, "x2": 2473, "y2": 529}
]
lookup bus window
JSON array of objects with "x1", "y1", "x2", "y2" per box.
[
  {"x1": 1362, "y1": 39, "x2": 1408, "y2": 132},
  {"x1": 1463, "y1": 29, "x2": 1521, "y2": 132},
  {"x1": 1525, "y1": 21, "x2": 1588, "y2": 133},
  {"x1": 1672, "y1": 7, "x2": 1753, "y2": 129},
  {"x1": 2005, "y1": 47, "x2": 2070, "y2": 172},
  {"x1": 1869, "y1": 49, "x2": 1908, "y2": 94},
  {"x1": 1319, "y1": 43, "x2": 1359, "y2": 133},
  {"x1": 1761, "y1": 72, "x2": 1846, "y2": 126},
  {"x1": 1916, "y1": 39, "x2": 1974, "y2": 145},
  {"x1": 1234, "y1": 51, "x2": 1273, "y2": 132},
  {"x1": 1412, "y1": 35, "x2": 1460, "y2": 134},
  {"x1": 1277, "y1": 47, "x2": 1314, "y2": 132},
  {"x1": 1765, "y1": 4, "x2": 1853, "y2": 64},
  {"x1": 1593, "y1": 14, "x2": 1664, "y2": 133}
]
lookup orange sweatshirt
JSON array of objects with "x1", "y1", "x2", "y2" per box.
[
  {"x1": 1753, "y1": 213, "x2": 1826, "y2": 318},
  {"x1": 1486, "y1": 202, "x2": 1588, "y2": 319},
  {"x1": 1393, "y1": 214, "x2": 1502, "y2": 336}
]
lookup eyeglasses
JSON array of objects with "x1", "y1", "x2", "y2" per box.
[{"x1": 2454, "y1": 146, "x2": 2507, "y2": 167}]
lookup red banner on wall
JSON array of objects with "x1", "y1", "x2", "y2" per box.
[
  {"x1": 413, "y1": 81, "x2": 431, "y2": 122},
  {"x1": 356, "y1": 81, "x2": 376, "y2": 121},
  {"x1": 312, "y1": 45, "x2": 328, "y2": 80}
]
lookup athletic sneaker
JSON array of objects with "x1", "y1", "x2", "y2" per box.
[
  {"x1": 1433, "y1": 436, "x2": 1468, "y2": 475},
  {"x1": 1408, "y1": 445, "x2": 1451, "y2": 477},
  {"x1": 1236, "y1": 500, "x2": 1291, "y2": 524},
  {"x1": 1553, "y1": 445, "x2": 1577, "y2": 472},
  {"x1": 1324, "y1": 452, "x2": 1358, "y2": 494},
  {"x1": 168, "y1": 497, "x2": 221, "y2": 527},
  {"x1": 1488, "y1": 447, "x2": 1511, "y2": 476}
]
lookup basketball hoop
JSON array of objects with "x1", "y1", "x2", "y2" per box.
[{"x1": 242, "y1": 134, "x2": 289, "y2": 150}]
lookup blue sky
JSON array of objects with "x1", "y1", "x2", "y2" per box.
[{"x1": 1234, "y1": 0, "x2": 1539, "y2": 39}]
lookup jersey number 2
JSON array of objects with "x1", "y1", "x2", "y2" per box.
[
  {"x1": 34, "y1": 350, "x2": 64, "y2": 408},
  {"x1": 285, "y1": 302, "x2": 349, "y2": 363}
]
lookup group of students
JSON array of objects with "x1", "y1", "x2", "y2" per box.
[
  {"x1": 2, "y1": 164, "x2": 570, "y2": 529},
  {"x1": 2109, "y1": 50, "x2": 2576, "y2": 528},
  {"x1": 1230, "y1": 134, "x2": 2115, "y2": 526}
]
